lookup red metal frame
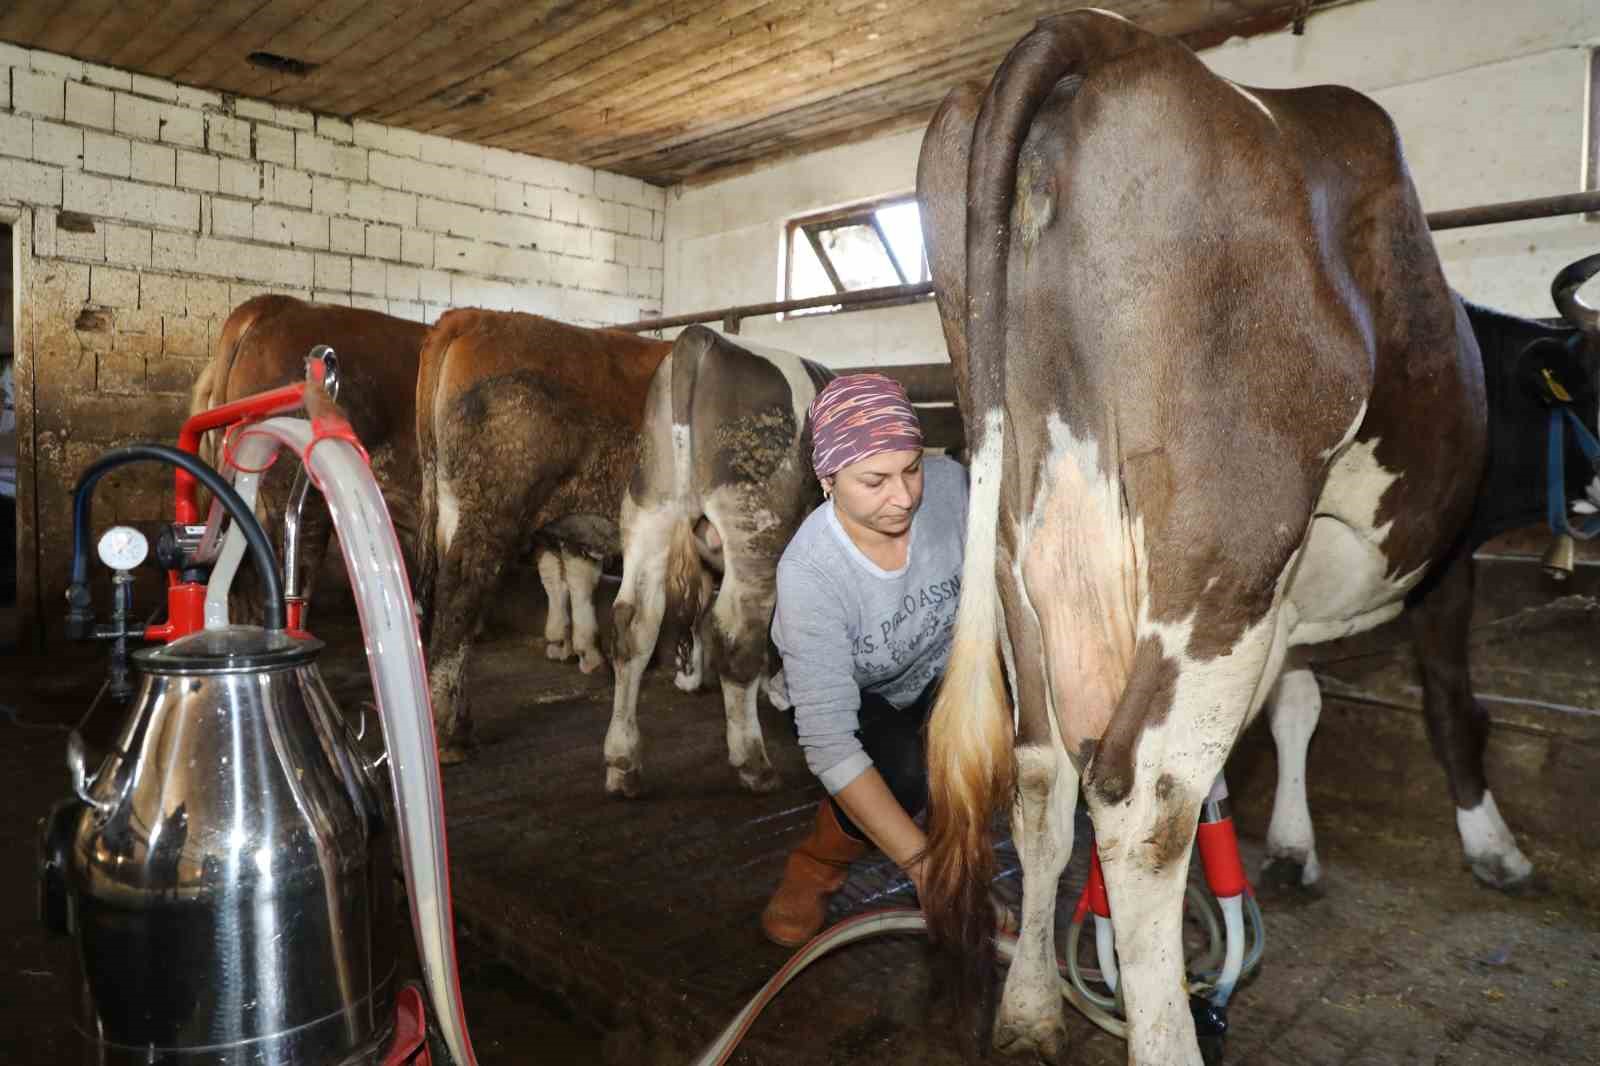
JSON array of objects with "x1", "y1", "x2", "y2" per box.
[{"x1": 150, "y1": 359, "x2": 338, "y2": 644}]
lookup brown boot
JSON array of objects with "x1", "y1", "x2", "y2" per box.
[{"x1": 761, "y1": 800, "x2": 868, "y2": 947}]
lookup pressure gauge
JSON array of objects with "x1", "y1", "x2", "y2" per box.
[{"x1": 97, "y1": 526, "x2": 149, "y2": 572}]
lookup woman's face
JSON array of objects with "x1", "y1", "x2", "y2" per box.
[{"x1": 825, "y1": 449, "x2": 925, "y2": 538}]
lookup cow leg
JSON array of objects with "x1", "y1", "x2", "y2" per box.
[
  {"x1": 564, "y1": 551, "x2": 606, "y2": 674},
  {"x1": 1261, "y1": 665, "x2": 1324, "y2": 891},
  {"x1": 537, "y1": 549, "x2": 572, "y2": 661},
  {"x1": 990, "y1": 553, "x2": 1074, "y2": 1058},
  {"x1": 426, "y1": 530, "x2": 507, "y2": 764},
  {"x1": 1086, "y1": 620, "x2": 1281, "y2": 1066},
  {"x1": 706, "y1": 508, "x2": 779, "y2": 793},
  {"x1": 425, "y1": 472, "x2": 527, "y2": 763},
  {"x1": 994, "y1": 740, "x2": 1078, "y2": 1058},
  {"x1": 605, "y1": 503, "x2": 675, "y2": 798},
  {"x1": 1410, "y1": 552, "x2": 1535, "y2": 891}
]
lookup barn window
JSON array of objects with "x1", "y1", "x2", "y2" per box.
[{"x1": 784, "y1": 195, "x2": 930, "y2": 316}]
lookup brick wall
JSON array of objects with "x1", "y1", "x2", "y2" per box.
[{"x1": 0, "y1": 41, "x2": 667, "y2": 637}]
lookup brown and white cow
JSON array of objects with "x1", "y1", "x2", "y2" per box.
[
  {"x1": 605, "y1": 326, "x2": 829, "y2": 796},
  {"x1": 1260, "y1": 256, "x2": 1600, "y2": 894},
  {"x1": 188, "y1": 295, "x2": 428, "y2": 620},
  {"x1": 916, "y1": 11, "x2": 1504, "y2": 1062},
  {"x1": 415, "y1": 309, "x2": 671, "y2": 762}
]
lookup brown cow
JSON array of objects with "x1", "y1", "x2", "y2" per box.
[
  {"x1": 917, "y1": 10, "x2": 1509, "y2": 1063},
  {"x1": 189, "y1": 296, "x2": 428, "y2": 621},
  {"x1": 415, "y1": 309, "x2": 671, "y2": 763}
]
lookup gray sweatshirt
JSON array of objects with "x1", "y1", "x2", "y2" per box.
[{"x1": 770, "y1": 455, "x2": 968, "y2": 794}]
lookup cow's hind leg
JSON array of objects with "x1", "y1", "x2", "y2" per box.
[
  {"x1": 1410, "y1": 553, "x2": 1536, "y2": 891},
  {"x1": 1087, "y1": 627, "x2": 1279, "y2": 1066},
  {"x1": 705, "y1": 513, "x2": 780, "y2": 793},
  {"x1": 605, "y1": 503, "x2": 675, "y2": 797},
  {"x1": 994, "y1": 740, "x2": 1078, "y2": 1059},
  {"x1": 537, "y1": 550, "x2": 572, "y2": 661},
  {"x1": 426, "y1": 514, "x2": 514, "y2": 763},
  {"x1": 1261, "y1": 664, "x2": 1324, "y2": 892},
  {"x1": 564, "y1": 550, "x2": 606, "y2": 674}
]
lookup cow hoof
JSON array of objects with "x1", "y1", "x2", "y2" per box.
[
  {"x1": 991, "y1": 1016, "x2": 1067, "y2": 1063},
  {"x1": 606, "y1": 766, "x2": 643, "y2": 798},
  {"x1": 1258, "y1": 852, "x2": 1323, "y2": 902},
  {"x1": 546, "y1": 640, "x2": 573, "y2": 661},
  {"x1": 673, "y1": 669, "x2": 702, "y2": 693},
  {"x1": 738, "y1": 765, "x2": 781, "y2": 794},
  {"x1": 577, "y1": 648, "x2": 606, "y2": 675},
  {"x1": 1469, "y1": 857, "x2": 1546, "y2": 897}
]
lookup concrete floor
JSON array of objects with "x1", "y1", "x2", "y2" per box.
[{"x1": 4, "y1": 555, "x2": 1598, "y2": 1065}]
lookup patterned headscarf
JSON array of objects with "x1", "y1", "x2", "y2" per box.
[{"x1": 808, "y1": 372, "x2": 924, "y2": 480}]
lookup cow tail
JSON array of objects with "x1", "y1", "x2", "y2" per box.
[
  {"x1": 187, "y1": 298, "x2": 264, "y2": 512},
  {"x1": 922, "y1": 8, "x2": 1149, "y2": 1003},
  {"x1": 664, "y1": 333, "x2": 710, "y2": 643},
  {"x1": 412, "y1": 318, "x2": 453, "y2": 638}
]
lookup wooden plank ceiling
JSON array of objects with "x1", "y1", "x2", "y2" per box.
[{"x1": 0, "y1": 1, "x2": 1329, "y2": 185}]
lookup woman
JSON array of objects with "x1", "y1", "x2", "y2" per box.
[{"x1": 761, "y1": 372, "x2": 967, "y2": 947}]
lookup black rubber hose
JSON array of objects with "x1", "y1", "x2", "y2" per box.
[{"x1": 68, "y1": 444, "x2": 285, "y2": 632}]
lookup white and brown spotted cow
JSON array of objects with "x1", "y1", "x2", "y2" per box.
[
  {"x1": 415, "y1": 309, "x2": 671, "y2": 763},
  {"x1": 1261, "y1": 255, "x2": 1600, "y2": 894},
  {"x1": 916, "y1": 11, "x2": 1516, "y2": 1063},
  {"x1": 605, "y1": 326, "x2": 829, "y2": 796}
]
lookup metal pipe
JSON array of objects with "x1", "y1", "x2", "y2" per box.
[
  {"x1": 618, "y1": 190, "x2": 1600, "y2": 338},
  {"x1": 1427, "y1": 189, "x2": 1600, "y2": 232},
  {"x1": 614, "y1": 280, "x2": 933, "y2": 333},
  {"x1": 283, "y1": 347, "x2": 340, "y2": 608}
]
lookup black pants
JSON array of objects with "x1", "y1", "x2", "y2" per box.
[{"x1": 817, "y1": 677, "x2": 939, "y2": 843}]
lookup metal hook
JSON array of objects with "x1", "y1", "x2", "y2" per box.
[{"x1": 305, "y1": 345, "x2": 340, "y2": 401}]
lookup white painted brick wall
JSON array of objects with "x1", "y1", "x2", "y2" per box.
[
  {"x1": 13, "y1": 68, "x2": 64, "y2": 119},
  {"x1": 2, "y1": 33, "x2": 671, "y2": 509},
  {"x1": 65, "y1": 82, "x2": 113, "y2": 129},
  {"x1": 0, "y1": 111, "x2": 30, "y2": 157},
  {"x1": 84, "y1": 131, "x2": 130, "y2": 177},
  {"x1": 131, "y1": 142, "x2": 174, "y2": 184},
  {"x1": 32, "y1": 119, "x2": 81, "y2": 167}
]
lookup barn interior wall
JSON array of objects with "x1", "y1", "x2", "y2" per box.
[
  {"x1": 0, "y1": 40, "x2": 667, "y2": 639},
  {"x1": 662, "y1": 0, "x2": 1600, "y2": 362}
]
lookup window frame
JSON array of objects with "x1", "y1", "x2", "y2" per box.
[{"x1": 782, "y1": 193, "x2": 933, "y2": 316}]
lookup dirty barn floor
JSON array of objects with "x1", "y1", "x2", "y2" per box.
[
  {"x1": 325, "y1": 558, "x2": 1600, "y2": 1066},
  {"x1": 5, "y1": 555, "x2": 1598, "y2": 1065}
]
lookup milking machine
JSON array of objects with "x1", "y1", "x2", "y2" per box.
[
  {"x1": 37, "y1": 350, "x2": 479, "y2": 1066},
  {"x1": 695, "y1": 771, "x2": 1265, "y2": 1066}
]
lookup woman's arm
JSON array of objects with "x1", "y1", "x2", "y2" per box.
[{"x1": 832, "y1": 767, "x2": 927, "y2": 893}]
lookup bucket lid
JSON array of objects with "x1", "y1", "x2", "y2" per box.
[{"x1": 131, "y1": 626, "x2": 324, "y2": 675}]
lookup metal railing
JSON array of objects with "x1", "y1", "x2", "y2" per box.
[{"x1": 614, "y1": 188, "x2": 1600, "y2": 340}]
